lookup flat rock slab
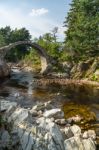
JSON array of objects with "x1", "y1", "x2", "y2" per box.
[
  {"x1": 0, "y1": 100, "x2": 17, "y2": 111},
  {"x1": 43, "y1": 108, "x2": 64, "y2": 119}
]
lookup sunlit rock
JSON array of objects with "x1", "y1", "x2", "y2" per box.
[
  {"x1": 82, "y1": 138, "x2": 96, "y2": 150},
  {"x1": 82, "y1": 131, "x2": 88, "y2": 139},
  {"x1": 32, "y1": 101, "x2": 53, "y2": 111},
  {"x1": 64, "y1": 135, "x2": 96, "y2": 150},
  {"x1": 83, "y1": 130, "x2": 96, "y2": 140},
  {"x1": 29, "y1": 109, "x2": 38, "y2": 117},
  {"x1": 70, "y1": 125, "x2": 81, "y2": 136},
  {"x1": 0, "y1": 100, "x2": 17, "y2": 111},
  {"x1": 0, "y1": 100, "x2": 97, "y2": 150},
  {"x1": 8, "y1": 108, "x2": 29, "y2": 125},
  {"x1": 43, "y1": 108, "x2": 64, "y2": 119},
  {"x1": 55, "y1": 119, "x2": 67, "y2": 125},
  {"x1": 64, "y1": 136, "x2": 84, "y2": 150},
  {"x1": 67, "y1": 115, "x2": 83, "y2": 123}
]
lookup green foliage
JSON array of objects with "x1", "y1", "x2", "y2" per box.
[
  {"x1": 22, "y1": 48, "x2": 41, "y2": 71},
  {"x1": 0, "y1": 26, "x2": 31, "y2": 62},
  {"x1": 0, "y1": 25, "x2": 66, "y2": 69},
  {"x1": 37, "y1": 32, "x2": 63, "y2": 61},
  {"x1": 64, "y1": 0, "x2": 99, "y2": 58},
  {"x1": 24, "y1": 48, "x2": 40, "y2": 65},
  {"x1": 22, "y1": 27, "x2": 66, "y2": 71},
  {"x1": 0, "y1": 26, "x2": 12, "y2": 44},
  {"x1": 92, "y1": 74, "x2": 98, "y2": 81},
  {"x1": 91, "y1": 73, "x2": 99, "y2": 82}
]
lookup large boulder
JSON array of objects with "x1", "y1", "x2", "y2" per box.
[
  {"x1": 0, "y1": 59, "x2": 10, "y2": 78},
  {"x1": 64, "y1": 135, "x2": 96, "y2": 150}
]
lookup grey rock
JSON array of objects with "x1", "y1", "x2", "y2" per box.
[
  {"x1": 29, "y1": 109, "x2": 38, "y2": 117},
  {"x1": 0, "y1": 100, "x2": 17, "y2": 111},
  {"x1": 70, "y1": 125, "x2": 81, "y2": 136},
  {"x1": 43, "y1": 108, "x2": 64, "y2": 119},
  {"x1": 0, "y1": 100, "x2": 97, "y2": 150},
  {"x1": 32, "y1": 101, "x2": 53, "y2": 111},
  {"x1": 65, "y1": 127, "x2": 74, "y2": 139},
  {"x1": 64, "y1": 136, "x2": 96, "y2": 150},
  {"x1": 55, "y1": 119, "x2": 66, "y2": 125},
  {"x1": 8, "y1": 108, "x2": 29, "y2": 125},
  {"x1": 0, "y1": 129, "x2": 10, "y2": 149},
  {"x1": 83, "y1": 130, "x2": 96, "y2": 140}
]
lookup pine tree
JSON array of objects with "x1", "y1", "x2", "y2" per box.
[{"x1": 64, "y1": 0, "x2": 99, "y2": 57}]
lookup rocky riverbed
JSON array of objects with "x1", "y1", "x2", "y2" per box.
[
  {"x1": 0, "y1": 100, "x2": 97, "y2": 150},
  {"x1": 0, "y1": 66, "x2": 99, "y2": 150}
]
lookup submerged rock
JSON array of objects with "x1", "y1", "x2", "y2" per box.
[
  {"x1": 55, "y1": 119, "x2": 67, "y2": 125},
  {"x1": 62, "y1": 103, "x2": 96, "y2": 124},
  {"x1": 67, "y1": 115, "x2": 83, "y2": 123}
]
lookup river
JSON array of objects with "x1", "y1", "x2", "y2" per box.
[{"x1": 0, "y1": 67, "x2": 99, "y2": 143}]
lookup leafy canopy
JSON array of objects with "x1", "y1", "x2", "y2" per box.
[{"x1": 64, "y1": 0, "x2": 99, "y2": 57}]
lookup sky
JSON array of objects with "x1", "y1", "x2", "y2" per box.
[{"x1": 0, "y1": 0, "x2": 72, "y2": 41}]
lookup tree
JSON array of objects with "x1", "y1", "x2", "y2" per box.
[
  {"x1": 37, "y1": 32, "x2": 62, "y2": 59},
  {"x1": 51, "y1": 27, "x2": 58, "y2": 42},
  {"x1": 0, "y1": 26, "x2": 11, "y2": 44},
  {"x1": 64, "y1": 0, "x2": 99, "y2": 58},
  {"x1": 3, "y1": 27, "x2": 31, "y2": 62},
  {"x1": 10, "y1": 28, "x2": 31, "y2": 42}
]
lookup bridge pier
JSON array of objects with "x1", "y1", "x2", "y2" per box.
[{"x1": 40, "y1": 56, "x2": 52, "y2": 75}]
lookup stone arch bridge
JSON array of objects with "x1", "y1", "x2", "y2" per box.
[{"x1": 0, "y1": 41, "x2": 57, "y2": 75}]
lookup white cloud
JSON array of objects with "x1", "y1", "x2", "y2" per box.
[
  {"x1": 29, "y1": 8, "x2": 49, "y2": 16},
  {"x1": 0, "y1": 6, "x2": 65, "y2": 41}
]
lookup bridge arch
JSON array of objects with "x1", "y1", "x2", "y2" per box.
[{"x1": 0, "y1": 41, "x2": 53, "y2": 74}]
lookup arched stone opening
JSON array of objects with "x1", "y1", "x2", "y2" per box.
[{"x1": 0, "y1": 41, "x2": 53, "y2": 75}]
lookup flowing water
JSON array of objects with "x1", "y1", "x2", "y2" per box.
[{"x1": 0, "y1": 67, "x2": 99, "y2": 142}]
